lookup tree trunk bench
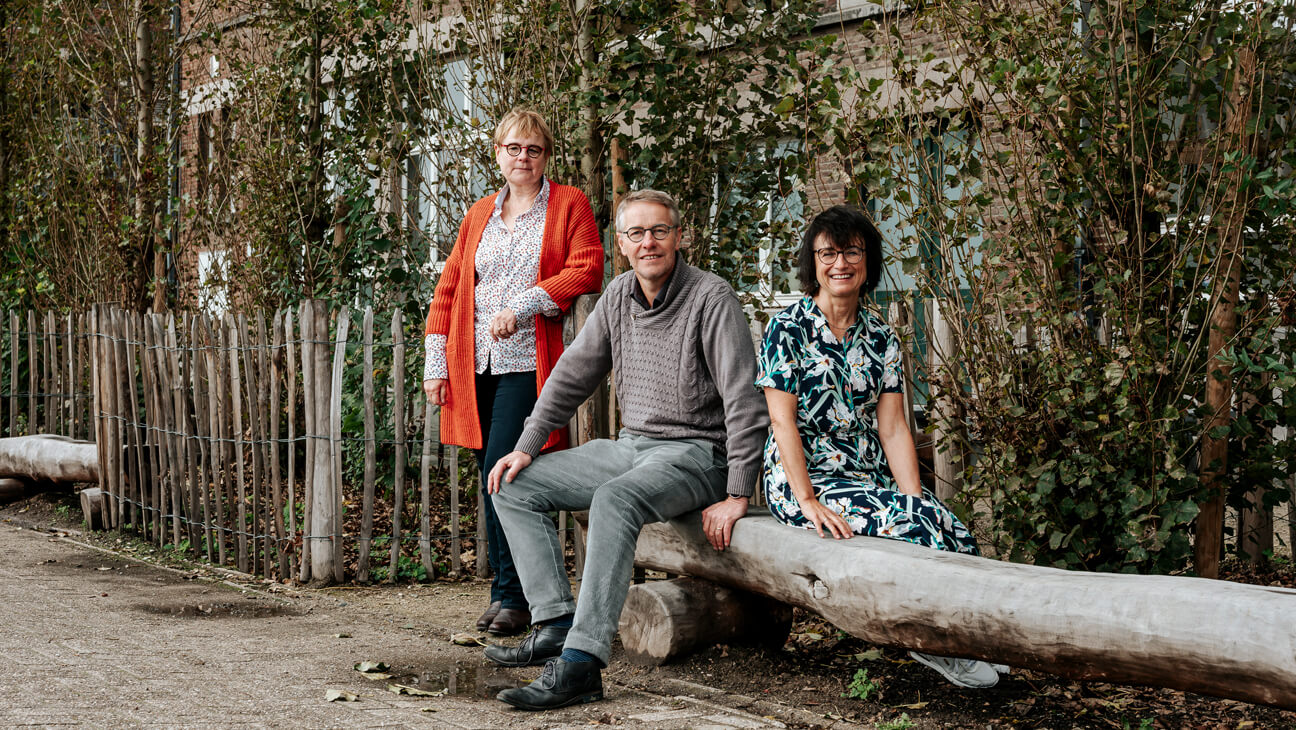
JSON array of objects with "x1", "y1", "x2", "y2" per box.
[{"x1": 623, "y1": 511, "x2": 1296, "y2": 711}]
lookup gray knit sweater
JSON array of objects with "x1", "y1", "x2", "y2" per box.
[{"x1": 514, "y1": 259, "x2": 769, "y2": 498}]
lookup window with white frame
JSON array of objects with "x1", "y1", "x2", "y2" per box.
[
  {"x1": 712, "y1": 140, "x2": 805, "y2": 308},
  {"x1": 404, "y1": 57, "x2": 494, "y2": 270},
  {"x1": 867, "y1": 124, "x2": 983, "y2": 301},
  {"x1": 196, "y1": 249, "x2": 229, "y2": 315}
]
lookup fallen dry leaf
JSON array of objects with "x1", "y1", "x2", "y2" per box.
[
  {"x1": 325, "y1": 690, "x2": 358, "y2": 702},
  {"x1": 450, "y1": 633, "x2": 487, "y2": 647},
  {"x1": 387, "y1": 683, "x2": 445, "y2": 697},
  {"x1": 353, "y1": 661, "x2": 390, "y2": 674}
]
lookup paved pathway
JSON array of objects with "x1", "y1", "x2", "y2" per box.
[{"x1": 0, "y1": 523, "x2": 789, "y2": 729}]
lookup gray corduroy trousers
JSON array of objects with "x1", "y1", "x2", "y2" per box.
[{"x1": 492, "y1": 431, "x2": 726, "y2": 665}]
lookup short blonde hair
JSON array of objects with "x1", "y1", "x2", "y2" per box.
[{"x1": 494, "y1": 108, "x2": 555, "y2": 157}]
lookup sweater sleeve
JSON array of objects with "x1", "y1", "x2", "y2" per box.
[
  {"x1": 424, "y1": 212, "x2": 474, "y2": 336},
  {"x1": 534, "y1": 191, "x2": 605, "y2": 314},
  {"x1": 513, "y1": 294, "x2": 614, "y2": 456},
  {"x1": 699, "y1": 286, "x2": 770, "y2": 498}
]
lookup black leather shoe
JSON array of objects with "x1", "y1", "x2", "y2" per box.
[
  {"x1": 475, "y1": 601, "x2": 503, "y2": 632},
  {"x1": 487, "y1": 607, "x2": 532, "y2": 636},
  {"x1": 497, "y1": 659, "x2": 603, "y2": 710},
  {"x1": 483, "y1": 623, "x2": 568, "y2": 667}
]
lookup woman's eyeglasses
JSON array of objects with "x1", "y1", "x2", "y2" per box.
[
  {"x1": 814, "y1": 247, "x2": 864, "y2": 264},
  {"x1": 500, "y1": 143, "x2": 545, "y2": 159}
]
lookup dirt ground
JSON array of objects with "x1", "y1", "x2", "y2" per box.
[{"x1": 6, "y1": 490, "x2": 1295, "y2": 730}]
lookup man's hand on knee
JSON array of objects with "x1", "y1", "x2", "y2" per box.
[
  {"x1": 701, "y1": 496, "x2": 749, "y2": 551},
  {"x1": 488, "y1": 451, "x2": 533, "y2": 494}
]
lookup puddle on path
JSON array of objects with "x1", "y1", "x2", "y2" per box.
[
  {"x1": 136, "y1": 601, "x2": 298, "y2": 619},
  {"x1": 394, "y1": 660, "x2": 526, "y2": 700}
]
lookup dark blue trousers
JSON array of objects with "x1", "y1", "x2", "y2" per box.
[{"x1": 473, "y1": 369, "x2": 536, "y2": 610}]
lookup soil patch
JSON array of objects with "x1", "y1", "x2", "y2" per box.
[{"x1": 6, "y1": 490, "x2": 1294, "y2": 729}]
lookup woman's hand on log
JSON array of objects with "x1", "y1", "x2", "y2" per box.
[
  {"x1": 424, "y1": 378, "x2": 448, "y2": 406},
  {"x1": 701, "y1": 496, "x2": 749, "y2": 551},
  {"x1": 799, "y1": 498, "x2": 853, "y2": 540},
  {"x1": 488, "y1": 451, "x2": 532, "y2": 494}
]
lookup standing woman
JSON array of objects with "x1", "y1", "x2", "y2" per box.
[
  {"x1": 423, "y1": 109, "x2": 604, "y2": 636},
  {"x1": 757, "y1": 205, "x2": 999, "y2": 688}
]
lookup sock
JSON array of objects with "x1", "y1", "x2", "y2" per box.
[
  {"x1": 542, "y1": 613, "x2": 573, "y2": 629},
  {"x1": 560, "y1": 648, "x2": 597, "y2": 664}
]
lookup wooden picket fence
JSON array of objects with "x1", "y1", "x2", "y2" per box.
[
  {"x1": 81, "y1": 301, "x2": 591, "y2": 584},
  {"x1": 0, "y1": 311, "x2": 96, "y2": 441},
  {"x1": 6, "y1": 299, "x2": 1287, "y2": 579}
]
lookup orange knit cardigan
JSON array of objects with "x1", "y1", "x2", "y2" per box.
[{"x1": 423, "y1": 182, "x2": 605, "y2": 452}]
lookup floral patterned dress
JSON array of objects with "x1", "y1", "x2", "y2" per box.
[{"x1": 756, "y1": 296, "x2": 979, "y2": 555}]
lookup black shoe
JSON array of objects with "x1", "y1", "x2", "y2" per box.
[
  {"x1": 497, "y1": 659, "x2": 603, "y2": 711},
  {"x1": 483, "y1": 623, "x2": 568, "y2": 667}
]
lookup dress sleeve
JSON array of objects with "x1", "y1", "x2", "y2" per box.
[
  {"x1": 879, "y1": 324, "x2": 904, "y2": 395},
  {"x1": 755, "y1": 315, "x2": 800, "y2": 395}
]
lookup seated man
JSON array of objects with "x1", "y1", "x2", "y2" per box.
[{"x1": 484, "y1": 189, "x2": 769, "y2": 711}]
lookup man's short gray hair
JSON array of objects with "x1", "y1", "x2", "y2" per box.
[{"x1": 616, "y1": 189, "x2": 681, "y2": 231}]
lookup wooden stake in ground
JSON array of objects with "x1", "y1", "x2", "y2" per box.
[
  {"x1": 7, "y1": 311, "x2": 17, "y2": 436},
  {"x1": 388, "y1": 310, "x2": 405, "y2": 583},
  {"x1": 420, "y1": 401, "x2": 434, "y2": 576},
  {"x1": 27, "y1": 311, "x2": 37, "y2": 434},
  {"x1": 229, "y1": 315, "x2": 249, "y2": 571},
  {"x1": 309, "y1": 300, "x2": 337, "y2": 584},
  {"x1": 328, "y1": 306, "x2": 349, "y2": 584},
  {"x1": 299, "y1": 303, "x2": 313, "y2": 583},
  {"x1": 285, "y1": 308, "x2": 300, "y2": 581},
  {"x1": 270, "y1": 311, "x2": 288, "y2": 578},
  {"x1": 356, "y1": 307, "x2": 377, "y2": 583}
]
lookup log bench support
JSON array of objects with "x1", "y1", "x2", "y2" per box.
[
  {"x1": 626, "y1": 512, "x2": 1296, "y2": 711},
  {"x1": 618, "y1": 576, "x2": 791, "y2": 665},
  {"x1": 79, "y1": 487, "x2": 106, "y2": 531}
]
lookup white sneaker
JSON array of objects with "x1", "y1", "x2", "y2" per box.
[{"x1": 908, "y1": 651, "x2": 999, "y2": 689}]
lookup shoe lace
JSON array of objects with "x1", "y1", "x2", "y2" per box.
[{"x1": 534, "y1": 661, "x2": 557, "y2": 689}]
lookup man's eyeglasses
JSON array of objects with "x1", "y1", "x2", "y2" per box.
[
  {"x1": 500, "y1": 143, "x2": 545, "y2": 159},
  {"x1": 814, "y1": 247, "x2": 864, "y2": 264},
  {"x1": 620, "y1": 225, "x2": 678, "y2": 242}
]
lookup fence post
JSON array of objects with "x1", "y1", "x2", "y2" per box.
[
  {"x1": 388, "y1": 309, "x2": 405, "y2": 583},
  {"x1": 8, "y1": 311, "x2": 17, "y2": 436},
  {"x1": 299, "y1": 302, "x2": 314, "y2": 583},
  {"x1": 270, "y1": 311, "x2": 288, "y2": 579},
  {"x1": 307, "y1": 300, "x2": 337, "y2": 584},
  {"x1": 357, "y1": 307, "x2": 377, "y2": 582},
  {"x1": 27, "y1": 311, "x2": 36, "y2": 434},
  {"x1": 44, "y1": 311, "x2": 56, "y2": 434},
  {"x1": 420, "y1": 400, "x2": 435, "y2": 577},
  {"x1": 328, "y1": 305, "x2": 349, "y2": 583}
]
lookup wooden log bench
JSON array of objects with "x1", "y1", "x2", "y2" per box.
[
  {"x1": 0, "y1": 435, "x2": 98, "y2": 484},
  {"x1": 619, "y1": 511, "x2": 1296, "y2": 711}
]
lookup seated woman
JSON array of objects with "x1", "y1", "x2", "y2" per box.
[{"x1": 757, "y1": 205, "x2": 1000, "y2": 690}]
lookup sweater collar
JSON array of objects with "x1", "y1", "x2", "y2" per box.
[
  {"x1": 631, "y1": 252, "x2": 684, "y2": 310},
  {"x1": 630, "y1": 254, "x2": 693, "y2": 315}
]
